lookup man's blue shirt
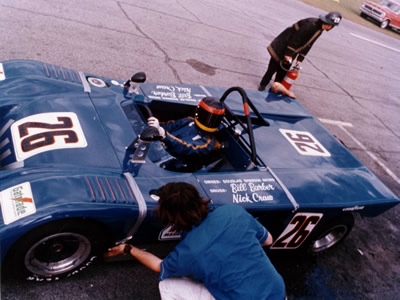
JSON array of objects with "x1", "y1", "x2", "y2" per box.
[{"x1": 159, "y1": 205, "x2": 285, "y2": 300}]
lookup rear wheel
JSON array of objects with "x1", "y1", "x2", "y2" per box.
[
  {"x1": 307, "y1": 214, "x2": 354, "y2": 254},
  {"x1": 5, "y1": 220, "x2": 106, "y2": 281}
]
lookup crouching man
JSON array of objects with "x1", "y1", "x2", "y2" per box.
[{"x1": 105, "y1": 182, "x2": 286, "y2": 300}]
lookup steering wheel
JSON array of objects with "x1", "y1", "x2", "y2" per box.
[
  {"x1": 133, "y1": 104, "x2": 166, "y2": 142},
  {"x1": 135, "y1": 103, "x2": 153, "y2": 121},
  {"x1": 220, "y1": 87, "x2": 267, "y2": 164}
]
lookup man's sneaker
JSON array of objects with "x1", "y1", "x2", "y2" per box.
[{"x1": 258, "y1": 84, "x2": 266, "y2": 91}]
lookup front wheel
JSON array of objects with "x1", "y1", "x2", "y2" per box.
[
  {"x1": 307, "y1": 214, "x2": 354, "y2": 254},
  {"x1": 4, "y1": 220, "x2": 106, "y2": 281},
  {"x1": 380, "y1": 19, "x2": 389, "y2": 29}
]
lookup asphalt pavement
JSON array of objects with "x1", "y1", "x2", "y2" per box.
[{"x1": 1, "y1": 0, "x2": 399, "y2": 299}]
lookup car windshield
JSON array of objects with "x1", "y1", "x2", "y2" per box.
[{"x1": 380, "y1": 0, "x2": 400, "y2": 12}]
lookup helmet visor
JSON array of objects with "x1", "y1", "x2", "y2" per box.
[{"x1": 195, "y1": 100, "x2": 225, "y2": 132}]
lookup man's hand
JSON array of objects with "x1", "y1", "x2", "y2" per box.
[
  {"x1": 104, "y1": 244, "x2": 125, "y2": 257},
  {"x1": 147, "y1": 117, "x2": 166, "y2": 139},
  {"x1": 295, "y1": 60, "x2": 301, "y2": 67},
  {"x1": 283, "y1": 56, "x2": 293, "y2": 64},
  {"x1": 105, "y1": 243, "x2": 162, "y2": 273}
]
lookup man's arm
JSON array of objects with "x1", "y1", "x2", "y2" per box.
[
  {"x1": 262, "y1": 232, "x2": 273, "y2": 247},
  {"x1": 105, "y1": 244, "x2": 162, "y2": 273}
]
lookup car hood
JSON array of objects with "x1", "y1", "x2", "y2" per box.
[{"x1": 0, "y1": 60, "x2": 124, "y2": 171}]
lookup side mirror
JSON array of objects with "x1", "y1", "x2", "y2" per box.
[
  {"x1": 124, "y1": 72, "x2": 147, "y2": 94},
  {"x1": 131, "y1": 72, "x2": 146, "y2": 83}
]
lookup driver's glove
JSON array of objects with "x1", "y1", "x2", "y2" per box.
[{"x1": 147, "y1": 117, "x2": 166, "y2": 139}]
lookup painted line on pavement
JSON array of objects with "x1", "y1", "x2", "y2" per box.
[
  {"x1": 320, "y1": 118, "x2": 400, "y2": 185},
  {"x1": 350, "y1": 33, "x2": 400, "y2": 54},
  {"x1": 319, "y1": 118, "x2": 353, "y2": 127}
]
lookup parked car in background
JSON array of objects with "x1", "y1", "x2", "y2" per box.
[{"x1": 360, "y1": 0, "x2": 400, "y2": 30}]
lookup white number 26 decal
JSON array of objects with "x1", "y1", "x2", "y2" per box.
[
  {"x1": 11, "y1": 112, "x2": 87, "y2": 161},
  {"x1": 280, "y1": 129, "x2": 331, "y2": 157},
  {"x1": 271, "y1": 213, "x2": 323, "y2": 249}
]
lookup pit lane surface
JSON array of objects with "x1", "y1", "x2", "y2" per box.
[{"x1": 1, "y1": 0, "x2": 399, "y2": 299}]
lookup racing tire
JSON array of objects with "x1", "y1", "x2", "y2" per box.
[
  {"x1": 306, "y1": 214, "x2": 354, "y2": 255},
  {"x1": 380, "y1": 20, "x2": 389, "y2": 29},
  {"x1": 4, "y1": 219, "x2": 106, "y2": 282}
]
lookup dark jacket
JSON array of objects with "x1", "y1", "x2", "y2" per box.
[
  {"x1": 160, "y1": 117, "x2": 215, "y2": 159},
  {"x1": 267, "y1": 18, "x2": 323, "y2": 63}
]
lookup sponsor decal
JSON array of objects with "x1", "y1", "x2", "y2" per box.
[
  {"x1": 87, "y1": 77, "x2": 108, "y2": 88},
  {"x1": 111, "y1": 80, "x2": 124, "y2": 87},
  {"x1": 159, "y1": 225, "x2": 181, "y2": 241},
  {"x1": 343, "y1": 205, "x2": 364, "y2": 212},
  {"x1": 0, "y1": 63, "x2": 5, "y2": 80},
  {"x1": 11, "y1": 112, "x2": 87, "y2": 161},
  {"x1": 271, "y1": 213, "x2": 323, "y2": 249},
  {"x1": 0, "y1": 182, "x2": 36, "y2": 225},
  {"x1": 280, "y1": 129, "x2": 331, "y2": 157}
]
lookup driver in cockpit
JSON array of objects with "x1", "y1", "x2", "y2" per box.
[{"x1": 147, "y1": 97, "x2": 225, "y2": 161}]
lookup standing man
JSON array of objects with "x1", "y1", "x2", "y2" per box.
[
  {"x1": 258, "y1": 11, "x2": 342, "y2": 91},
  {"x1": 105, "y1": 182, "x2": 286, "y2": 300}
]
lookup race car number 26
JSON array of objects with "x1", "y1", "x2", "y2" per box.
[
  {"x1": 11, "y1": 112, "x2": 87, "y2": 161},
  {"x1": 271, "y1": 213, "x2": 323, "y2": 249},
  {"x1": 280, "y1": 129, "x2": 331, "y2": 157}
]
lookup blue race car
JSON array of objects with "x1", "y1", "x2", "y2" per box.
[{"x1": 0, "y1": 60, "x2": 399, "y2": 281}]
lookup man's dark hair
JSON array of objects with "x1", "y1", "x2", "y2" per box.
[{"x1": 156, "y1": 182, "x2": 210, "y2": 232}]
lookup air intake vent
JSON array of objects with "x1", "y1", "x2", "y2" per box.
[
  {"x1": 84, "y1": 176, "x2": 137, "y2": 205},
  {"x1": 43, "y1": 63, "x2": 81, "y2": 84}
]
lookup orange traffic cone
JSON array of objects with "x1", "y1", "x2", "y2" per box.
[{"x1": 281, "y1": 66, "x2": 301, "y2": 90}]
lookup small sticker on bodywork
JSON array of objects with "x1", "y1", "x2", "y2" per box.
[
  {"x1": 0, "y1": 63, "x2": 5, "y2": 80},
  {"x1": 0, "y1": 182, "x2": 36, "y2": 225},
  {"x1": 343, "y1": 205, "x2": 364, "y2": 212},
  {"x1": 280, "y1": 129, "x2": 331, "y2": 157},
  {"x1": 159, "y1": 225, "x2": 181, "y2": 241},
  {"x1": 87, "y1": 77, "x2": 108, "y2": 88}
]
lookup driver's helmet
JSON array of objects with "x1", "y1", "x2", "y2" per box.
[
  {"x1": 319, "y1": 11, "x2": 342, "y2": 26},
  {"x1": 194, "y1": 97, "x2": 225, "y2": 133}
]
